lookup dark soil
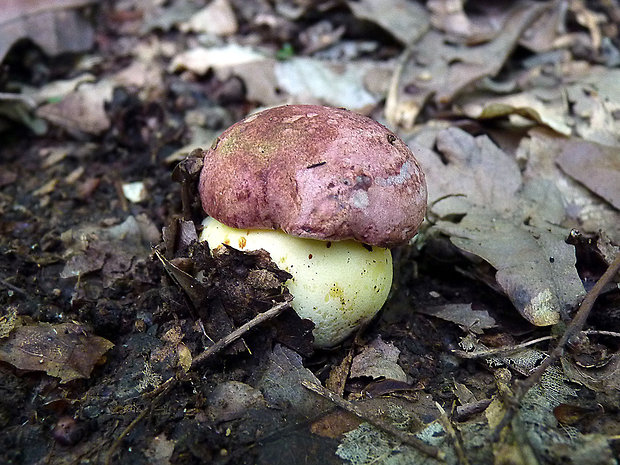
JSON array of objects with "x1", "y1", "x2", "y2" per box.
[{"x1": 1, "y1": 2, "x2": 619, "y2": 465}]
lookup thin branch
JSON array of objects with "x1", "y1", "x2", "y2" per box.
[
  {"x1": 452, "y1": 336, "x2": 554, "y2": 359},
  {"x1": 104, "y1": 377, "x2": 175, "y2": 465},
  {"x1": 492, "y1": 252, "x2": 620, "y2": 440},
  {"x1": 436, "y1": 402, "x2": 468, "y2": 465},
  {"x1": 191, "y1": 301, "x2": 290, "y2": 368},
  {"x1": 584, "y1": 329, "x2": 620, "y2": 338},
  {"x1": 0, "y1": 278, "x2": 27, "y2": 296},
  {"x1": 302, "y1": 380, "x2": 445, "y2": 461},
  {"x1": 453, "y1": 331, "x2": 620, "y2": 360}
]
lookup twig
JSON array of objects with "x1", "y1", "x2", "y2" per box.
[
  {"x1": 452, "y1": 336, "x2": 554, "y2": 359},
  {"x1": 584, "y1": 329, "x2": 620, "y2": 338},
  {"x1": 492, "y1": 252, "x2": 620, "y2": 440},
  {"x1": 191, "y1": 301, "x2": 290, "y2": 368},
  {"x1": 384, "y1": 23, "x2": 429, "y2": 129},
  {"x1": 0, "y1": 92, "x2": 36, "y2": 107},
  {"x1": 436, "y1": 402, "x2": 468, "y2": 465},
  {"x1": 302, "y1": 380, "x2": 445, "y2": 461},
  {"x1": 453, "y1": 331, "x2": 620, "y2": 360},
  {"x1": 104, "y1": 377, "x2": 175, "y2": 465},
  {"x1": 0, "y1": 278, "x2": 27, "y2": 296}
]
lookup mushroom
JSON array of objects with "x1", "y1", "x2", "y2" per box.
[{"x1": 198, "y1": 104, "x2": 427, "y2": 347}]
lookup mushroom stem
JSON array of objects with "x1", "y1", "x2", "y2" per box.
[{"x1": 200, "y1": 217, "x2": 393, "y2": 347}]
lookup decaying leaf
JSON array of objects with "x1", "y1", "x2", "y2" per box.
[
  {"x1": 257, "y1": 344, "x2": 330, "y2": 419},
  {"x1": 274, "y1": 57, "x2": 380, "y2": 112},
  {"x1": 412, "y1": 127, "x2": 585, "y2": 325},
  {"x1": 520, "y1": 128, "x2": 620, "y2": 243},
  {"x1": 485, "y1": 366, "x2": 615, "y2": 465},
  {"x1": 60, "y1": 215, "x2": 159, "y2": 287},
  {"x1": 36, "y1": 80, "x2": 114, "y2": 135},
  {"x1": 337, "y1": 420, "x2": 455, "y2": 465},
  {"x1": 462, "y1": 92, "x2": 572, "y2": 135},
  {"x1": 459, "y1": 333, "x2": 548, "y2": 376},
  {"x1": 169, "y1": 44, "x2": 388, "y2": 112},
  {"x1": 183, "y1": 0, "x2": 237, "y2": 36},
  {"x1": 350, "y1": 337, "x2": 407, "y2": 382},
  {"x1": 557, "y1": 140, "x2": 620, "y2": 210},
  {"x1": 417, "y1": 303, "x2": 496, "y2": 334},
  {"x1": 436, "y1": 200, "x2": 584, "y2": 326},
  {"x1": 345, "y1": 0, "x2": 429, "y2": 45},
  {"x1": 561, "y1": 354, "x2": 620, "y2": 392},
  {"x1": 566, "y1": 68, "x2": 620, "y2": 146},
  {"x1": 389, "y1": 2, "x2": 549, "y2": 127},
  {"x1": 0, "y1": 0, "x2": 95, "y2": 62},
  {"x1": 206, "y1": 381, "x2": 267, "y2": 423},
  {"x1": 0, "y1": 322, "x2": 113, "y2": 383}
]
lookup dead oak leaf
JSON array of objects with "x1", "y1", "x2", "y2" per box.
[
  {"x1": 389, "y1": 2, "x2": 549, "y2": 128},
  {"x1": 435, "y1": 200, "x2": 585, "y2": 325},
  {"x1": 0, "y1": 0, "x2": 95, "y2": 62},
  {"x1": 345, "y1": 0, "x2": 429, "y2": 45},
  {"x1": 0, "y1": 322, "x2": 113, "y2": 383},
  {"x1": 557, "y1": 139, "x2": 620, "y2": 210},
  {"x1": 350, "y1": 336, "x2": 407, "y2": 382},
  {"x1": 411, "y1": 127, "x2": 585, "y2": 326}
]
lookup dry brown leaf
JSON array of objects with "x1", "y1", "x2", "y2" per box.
[
  {"x1": 184, "y1": 0, "x2": 237, "y2": 36},
  {"x1": 416, "y1": 303, "x2": 496, "y2": 334},
  {"x1": 389, "y1": 2, "x2": 549, "y2": 128},
  {"x1": 461, "y1": 92, "x2": 572, "y2": 135},
  {"x1": 36, "y1": 81, "x2": 113, "y2": 135},
  {"x1": 521, "y1": 128, "x2": 620, "y2": 243},
  {"x1": 566, "y1": 68, "x2": 620, "y2": 146},
  {"x1": 412, "y1": 128, "x2": 585, "y2": 325},
  {"x1": 0, "y1": 322, "x2": 113, "y2": 383},
  {"x1": 0, "y1": 0, "x2": 95, "y2": 62},
  {"x1": 557, "y1": 140, "x2": 620, "y2": 210},
  {"x1": 346, "y1": 0, "x2": 429, "y2": 45},
  {"x1": 350, "y1": 337, "x2": 407, "y2": 382}
]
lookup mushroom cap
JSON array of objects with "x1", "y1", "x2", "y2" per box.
[{"x1": 199, "y1": 105, "x2": 427, "y2": 247}]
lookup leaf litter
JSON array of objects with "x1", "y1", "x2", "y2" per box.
[{"x1": 0, "y1": 1, "x2": 619, "y2": 464}]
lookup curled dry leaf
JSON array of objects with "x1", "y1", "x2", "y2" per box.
[
  {"x1": 461, "y1": 92, "x2": 572, "y2": 136},
  {"x1": 0, "y1": 322, "x2": 113, "y2": 383}
]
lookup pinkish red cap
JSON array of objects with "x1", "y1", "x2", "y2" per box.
[{"x1": 199, "y1": 105, "x2": 427, "y2": 247}]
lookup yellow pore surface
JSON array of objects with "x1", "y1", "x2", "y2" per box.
[{"x1": 200, "y1": 217, "x2": 393, "y2": 347}]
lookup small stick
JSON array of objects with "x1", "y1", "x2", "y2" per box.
[
  {"x1": 436, "y1": 402, "x2": 468, "y2": 465},
  {"x1": 0, "y1": 278, "x2": 27, "y2": 296},
  {"x1": 104, "y1": 377, "x2": 175, "y2": 465},
  {"x1": 453, "y1": 331, "x2": 620, "y2": 360},
  {"x1": 452, "y1": 336, "x2": 554, "y2": 359},
  {"x1": 492, "y1": 252, "x2": 620, "y2": 440},
  {"x1": 302, "y1": 380, "x2": 445, "y2": 461},
  {"x1": 191, "y1": 301, "x2": 290, "y2": 368},
  {"x1": 584, "y1": 330, "x2": 620, "y2": 338}
]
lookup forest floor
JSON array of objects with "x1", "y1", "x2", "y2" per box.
[{"x1": 1, "y1": 1, "x2": 619, "y2": 464}]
